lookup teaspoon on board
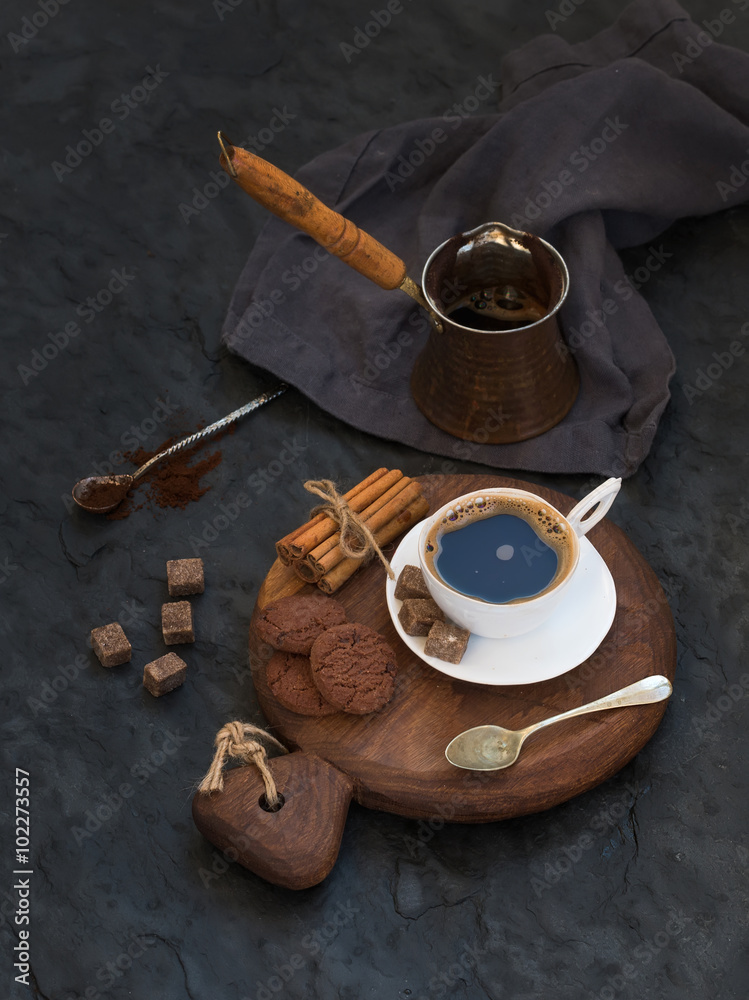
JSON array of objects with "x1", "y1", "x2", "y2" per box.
[{"x1": 445, "y1": 675, "x2": 673, "y2": 771}]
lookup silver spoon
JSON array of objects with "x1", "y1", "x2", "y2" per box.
[
  {"x1": 72, "y1": 384, "x2": 287, "y2": 514},
  {"x1": 445, "y1": 675, "x2": 672, "y2": 771}
]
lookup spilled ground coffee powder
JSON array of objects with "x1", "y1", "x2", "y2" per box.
[{"x1": 108, "y1": 429, "x2": 230, "y2": 520}]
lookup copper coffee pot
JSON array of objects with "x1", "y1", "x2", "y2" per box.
[{"x1": 217, "y1": 133, "x2": 578, "y2": 444}]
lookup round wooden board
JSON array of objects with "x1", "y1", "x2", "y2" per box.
[{"x1": 249, "y1": 475, "x2": 676, "y2": 822}]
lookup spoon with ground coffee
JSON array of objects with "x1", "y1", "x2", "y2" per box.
[{"x1": 72, "y1": 384, "x2": 287, "y2": 514}]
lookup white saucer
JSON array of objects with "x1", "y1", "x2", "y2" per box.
[{"x1": 386, "y1": 522, "x2": 617, "y2": 686}]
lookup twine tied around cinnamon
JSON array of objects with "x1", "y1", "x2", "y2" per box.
[
  {"x1": 198, "y1": 721, "x2": 289, "y2": 809},
  {"x1": 304, "y1": 478, "x2": 395, "y2": 579}
]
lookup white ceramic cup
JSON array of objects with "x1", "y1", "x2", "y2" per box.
[{"x1": 417, "y1": 478, "x2": 622, "y2": 639}]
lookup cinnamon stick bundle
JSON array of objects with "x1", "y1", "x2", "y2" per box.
[
  {"x1": 290, "y1": 468, "x2": 403, "y2": 559},
  {"x1": 294, "y1": 475, "x2": 414, "y2": 582},
  {"x1": 275, "y1": 467, "x2": 387, "y2": 564},
  {"x1": 296, "y1": 479, "x2": 423, "y2": 584},
  {"x1": 274, "y1": 467, "x2": 429, "y2": 596},
  {"x1": 317, "y1": 495, "x2": 429, "y2": 595}
]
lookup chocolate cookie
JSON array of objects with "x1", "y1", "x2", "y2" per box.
[
  {"x1": 266, "y1": 651, "x2": 338, "y2": 717},
  {"x1": 255, "y1": 594, "x2": 347, "y2": 654},
  {"x1": 310, "y1": 623, "x2": 396, "y2": 715}
]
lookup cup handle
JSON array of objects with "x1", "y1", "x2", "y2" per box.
[{"x1": 566, "y1": 477, "x2": 622, "y2": 537}]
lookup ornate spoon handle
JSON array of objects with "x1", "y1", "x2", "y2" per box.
[
  {"x1": 133, "y1": 384, "x2": 287, "y2": 481},
  {"x1": 521, "y1": 675, "x2": 673, "y2": 738}
]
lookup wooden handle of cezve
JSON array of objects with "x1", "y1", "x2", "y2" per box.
[{"x1": 219, "y1": 138, "x2": 407, "y2": 291}]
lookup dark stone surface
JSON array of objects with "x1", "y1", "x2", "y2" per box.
[{"x1": 1, "y1": 1, "x2": 747, "y2": 998}]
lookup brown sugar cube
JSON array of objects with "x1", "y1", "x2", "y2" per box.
[
  {"x1": 394, "y1": 564, "x2": 431, "y2": 601},
  {"x1": 161, "y1": 601, "x2": 194, "y2": 645},
  {"x1": 424, "y1": 621, "x2": 471, "y2": 664},
  {"x1": 166, "y1": 558, "x2": 204, "y2": 597},
  {"x1": 90, "y1": 622, "x2": 131, "y2": 667},
  {"x1": 398, "y1": 598, "x2": 445, "y2": 637},
  {"x1": 143, "y1": 652, "x2": 187, "y2": 697}
]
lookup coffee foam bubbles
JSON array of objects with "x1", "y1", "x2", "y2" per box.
[{"x1": 424, "y1": 494, "x2": 576, "y2": 602}]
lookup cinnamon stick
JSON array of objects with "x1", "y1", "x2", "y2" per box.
[
  {"x1": 275, "y1": 467, "x2": 388, "y2": 563},
  {"x1": 289, "y1": 468, "x2": 403, "y2": 558},
  {"x1": 293, "y1": 558, "x2": 323, "y2": 584},
  {"x1": 276, "y1": 514, "x2": 327, "y2": 565},
  {"x1": 317, "y1": 495, "x2": 430, "y2": 595}
]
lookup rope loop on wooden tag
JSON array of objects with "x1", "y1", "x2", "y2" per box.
[{"x1": 198, "y1": 721, "x2": 288, "y2": 808}]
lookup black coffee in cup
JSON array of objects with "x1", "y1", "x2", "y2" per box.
[{"x1": 424, "y1": 495, "x2": 574, "y2": 605}]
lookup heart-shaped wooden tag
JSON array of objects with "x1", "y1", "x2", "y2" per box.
[{"x1": 192, "y1": 751, "x2": 354, "y2": 890}]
